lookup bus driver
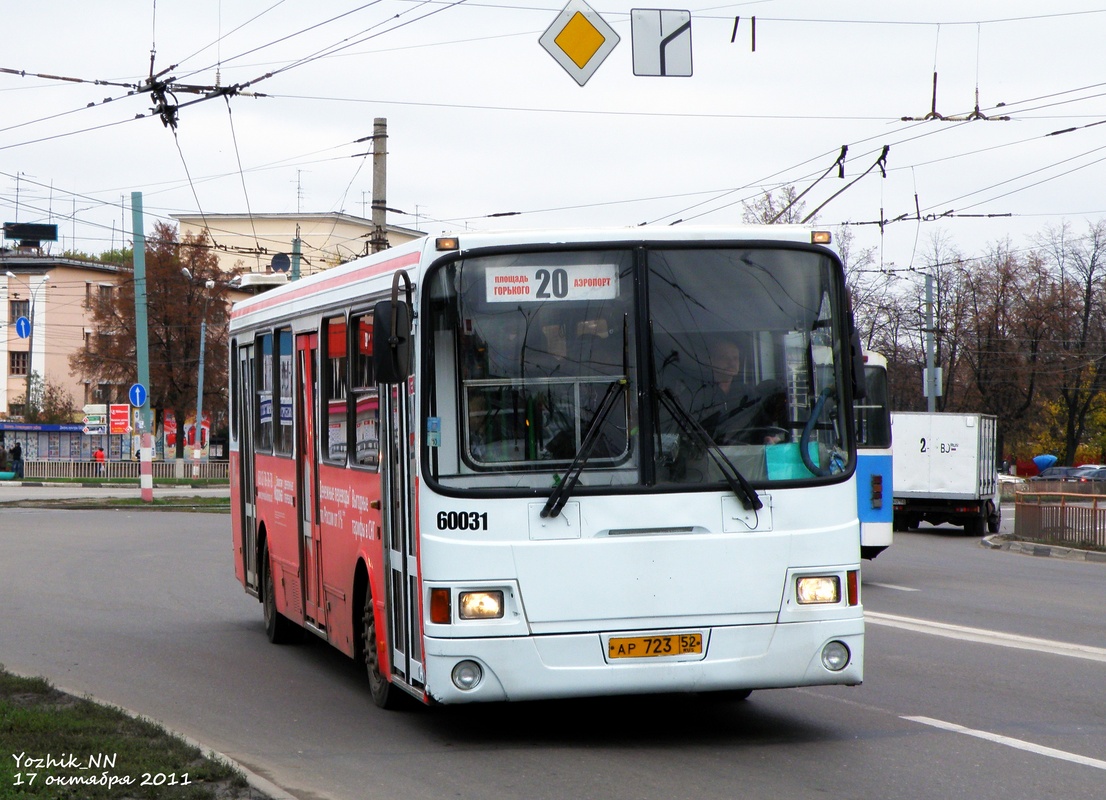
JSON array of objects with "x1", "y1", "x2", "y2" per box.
[{"x1": 701, "y1": 337, "x2": 787, "y2": 445}]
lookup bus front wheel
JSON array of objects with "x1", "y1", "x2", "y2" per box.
[{"x1": 360, "y1": 593, "x2": 402, "y2": 709}]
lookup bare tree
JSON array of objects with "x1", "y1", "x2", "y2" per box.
[
  {"x1": 742, "y1": 185, "x2": 809, "y2": 225},
  {"x1": 1035, "y1": 221, "x2": 1106, "y2": 463},
  {"x1": 952, "y1": 241, "x2": 1048, "y2": 461}
]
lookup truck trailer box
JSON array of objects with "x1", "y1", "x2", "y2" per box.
[{"x1": 891, "y1": 412, "x2": 1000, "y2": 535}]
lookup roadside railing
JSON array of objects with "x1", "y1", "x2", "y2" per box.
[
  {"x1": 1014, "y1": 492, "x2": 1106, "y2": 551},
  {"x1": 22, "y1": 459, "x2": 228, "y2": 482}
]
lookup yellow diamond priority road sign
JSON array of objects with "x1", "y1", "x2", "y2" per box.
[{"x1": 540, "y1": 0, "x2": 620, "y2": 86}]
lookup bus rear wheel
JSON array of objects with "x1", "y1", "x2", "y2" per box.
[
  {"x1": 262, "y1": 542, "x2": 301, "y2": 645},
  {"x1": 360, "y1": 593, "x2": 401, "y2": 709}
]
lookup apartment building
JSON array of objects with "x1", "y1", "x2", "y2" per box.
[
  {"x1": 3, "y1": 213, "x2": 426, "y2": 421},
  {"x1": 2, "y1": 253, "x2": 128, "y2": 417},
  {"x1": 172, "y1": 212, "x2": 424, "y2": 276}
]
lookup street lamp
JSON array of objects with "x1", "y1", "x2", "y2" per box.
[
  {"x1": 182, "y1": 269, "x2": 215, "y2": 472},
  {"x1": 6, "y1": 271, "x2": 49, "y2": 418}
]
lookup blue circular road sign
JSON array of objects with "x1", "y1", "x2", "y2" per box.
[
  {"x1": 129, "y1": 383, "x2": 148, "y2": 408},
  {"x1": 15, "y1": 316, "x2": 31, "y2": 339}
]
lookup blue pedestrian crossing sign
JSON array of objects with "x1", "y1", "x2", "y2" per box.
[
  {"x1": 15, "y1": 316, "x2": 31, "y2": 338},
  {"x1": 129, "y1": 382, "x2": 148, "y2": 408}
]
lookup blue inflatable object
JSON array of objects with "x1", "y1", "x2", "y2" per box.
[{"x1": 1032, "y1": 454, "x2": 1058, "y2": 472}]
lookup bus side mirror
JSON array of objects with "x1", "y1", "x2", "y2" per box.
[
  {"x1": 849, "y1": 327, "x2": 866, "y2": 401},
  {"x1": 373, "y1": 300, "x2": 412, "y2": 384},
  {"x1": 846, "y1": 291, "x2": 866, "y2": 400}
]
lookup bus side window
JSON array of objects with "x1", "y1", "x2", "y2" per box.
[
  {"x1": 323, "y1": 316, "x2": 349, "y2": 463},
  {"x1": 352, "y1": 313, "x2": 380, "y2": 469},
  {"x1": 275, "y1": 328, "x2": 294, "y2": 455},
  {"x1": 256, "y1": 332, "x2": 273, "y2": 452},
  {"x1": 229, "y1": 340, "x2": 238, "y2": 444}
]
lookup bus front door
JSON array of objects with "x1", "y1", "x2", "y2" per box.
[
  {"x1": 382, "y1": 378, "x2": 424, "y2": 692},
  {"x1": 297, "y1": 333, "x2": 326, "y2": 631}
]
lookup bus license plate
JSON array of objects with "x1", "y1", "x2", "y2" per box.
[{"x1": 608, "y1": 633, "x2": 703, "y2": 659}]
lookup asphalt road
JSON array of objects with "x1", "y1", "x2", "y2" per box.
[{"x1": 2, "y1": 498, "x2": 1104, "y2": 800}]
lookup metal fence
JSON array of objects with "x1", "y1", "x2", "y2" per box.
[
  {"x1": 1014, "y1": 492, "x2": 1106, "y2": 550},
  {"x1": 22, "y1": 458, "x2": 228, "y2": 482}
]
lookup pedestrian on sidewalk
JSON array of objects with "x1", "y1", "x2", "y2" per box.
[{"x1": 10, "y1": 441, "x2": 23, "y2": 479}]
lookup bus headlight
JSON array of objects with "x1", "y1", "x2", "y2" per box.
[
  {"x1": 459, "y1": 590, "x2": 504, "y2": 619},
  {"x1": 796, "y1": 576, "x2": 840, "y2": 604}
]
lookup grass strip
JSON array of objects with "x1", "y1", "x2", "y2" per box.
[
  {"x1": 0, "y1": 497, "x2": 229, "y2": 512},
  {"x1": 0, "y1": 668, "x2": 268, "y2": 799}
]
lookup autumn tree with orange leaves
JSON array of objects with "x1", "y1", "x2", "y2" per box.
[{"x1": 70, "y1": 222, "x2": 233, "y2": 458}]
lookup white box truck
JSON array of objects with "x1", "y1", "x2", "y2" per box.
[{"x1": 891, "y1": 412, "x2": 1000, "y2": 537}]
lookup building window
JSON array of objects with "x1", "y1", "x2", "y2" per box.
[
  {"x1": 96, "y1": 284, "x2": 114, "y2": 314},
  {"x1": 10, "y1": 351, "x2": 28, "y2": 376},
  {"x1": 10, "y1": 299, "x2": 29, "y2": 322}
]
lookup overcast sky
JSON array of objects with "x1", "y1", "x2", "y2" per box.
[{"x1": 2, "y1": 1, "x2": 1106, "y2": 276}]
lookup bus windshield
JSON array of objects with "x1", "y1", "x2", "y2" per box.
[{"x1": 425, "y1": 244, "x2": 852, "y2": 492}]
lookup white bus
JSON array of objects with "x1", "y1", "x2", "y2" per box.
[
  {"x1": 229, "y1": 226, "x2": 866, "y2": 707},
  {"x1": 855, "y1": 351, "x2": 893, "y2": 559}
]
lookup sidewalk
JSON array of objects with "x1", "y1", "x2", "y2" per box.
[{"x1": 983, "y1": 533, "x2": 1106, "y2": 563}]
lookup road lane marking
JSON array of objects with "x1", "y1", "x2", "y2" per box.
[
  {"x1": 866, "y1": 582, "x2": 920, "y2": 592},
  {"x1": 866, "y1": 611, "x2": 1106, "y2": 663},
  {"x1": 903, "y1": 715, "x2": 1106, "y2": 771}
]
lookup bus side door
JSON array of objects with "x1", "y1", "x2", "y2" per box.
[
  {"x1": 236, "y1": 343, "x2": 259, "y2": 593},
  {"x1": 382, "y1": 376, "x2": 424, "y2": 692},
  {"x1": 297, "y1": 332, "x2": 326, "y2": 630}
]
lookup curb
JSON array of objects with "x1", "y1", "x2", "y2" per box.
[{"x1": 982, "y1": 534, "x2": 1106, "y2": 563}]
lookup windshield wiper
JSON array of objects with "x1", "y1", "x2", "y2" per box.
[
  {"x1": 658, "y1": 387, "x2": 763, "y2": 511},
  {"x1": 540, "y1": 378, "x2": 627, "y2": 519}
]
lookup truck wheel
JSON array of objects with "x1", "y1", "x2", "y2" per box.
[{"x1": 987, "y1": 501, "x2": 1001, "y2": 534}]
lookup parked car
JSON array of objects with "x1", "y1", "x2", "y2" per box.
[
  {"x1": 1072, "y1": 467, "x2": 1106, "y2": 483},
  {"x1": 1029, "y1": 466, "x2": 1081, "y2": 482}
]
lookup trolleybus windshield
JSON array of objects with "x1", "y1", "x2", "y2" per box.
[{"x1": 425, "y1": 244, "x2": 851, "y2": 492}]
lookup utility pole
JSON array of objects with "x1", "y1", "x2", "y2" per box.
[
  {"x1": 291, "y1": 224, "x2": 301, "y2": 281},
  {"x1": 370, "y1": 117, "x2": 388, "y2": 254},
  {"x1": 131, "y1": 191, "x2": 154, "y2": 502},
  {"x1": 181, "y1": 269, "x2": 215, "y2": 477},
  {"x1": 924, "y1": 271, "x2": 939, "y2": 412}
]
